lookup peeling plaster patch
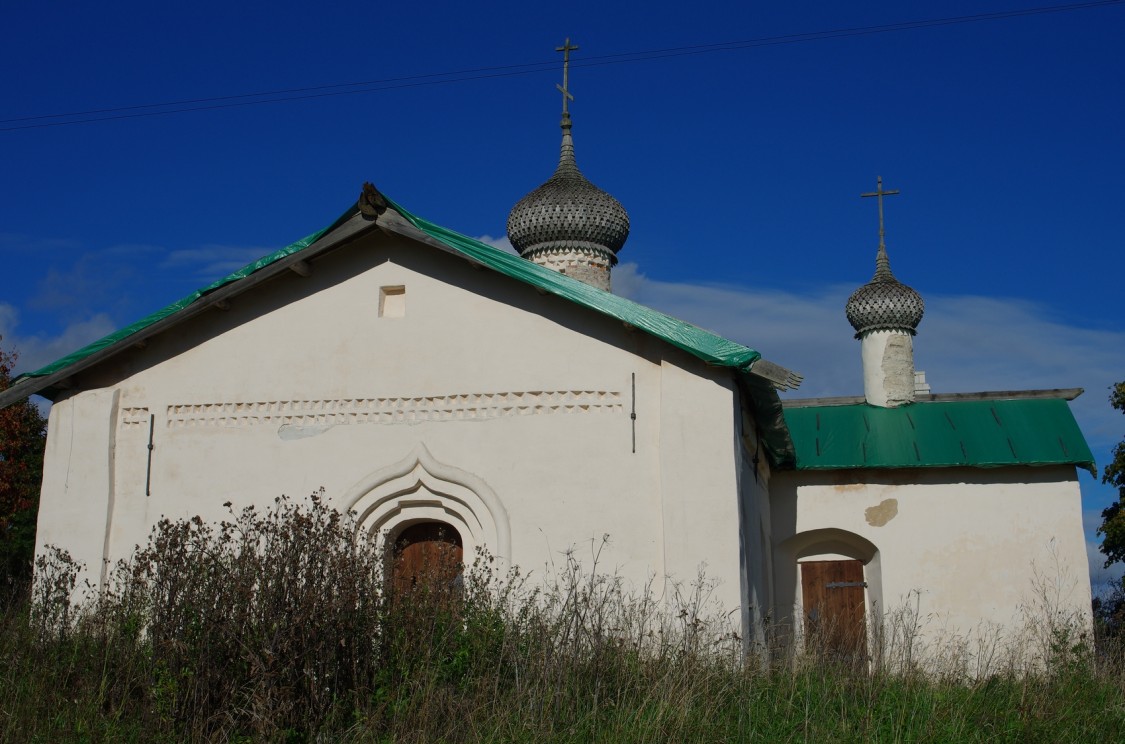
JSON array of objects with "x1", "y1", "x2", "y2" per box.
[
  {"x1": 881, "y1": 335, "x2": 914, "y2": 407},
  {"x1": 865, "y1": 498, "x2": 898, "y2": 527},
  {"x1": 278, "y1": 424, "x2": 335, "y2": 440}
]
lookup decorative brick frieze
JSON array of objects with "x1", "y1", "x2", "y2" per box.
[
  {"x1": 158, "y1": 389, "x2": 623, "y2": 429},
  {"x1": 119, "y1": 407, "x2": 150, "y2": 429},
  {"x1": 527, "y1": 247, "x2": 612, "y2": 291}
]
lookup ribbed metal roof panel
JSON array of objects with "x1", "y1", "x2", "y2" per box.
[{"x1": 784, "y1": 398, "x2": 1095, "y2": 474}]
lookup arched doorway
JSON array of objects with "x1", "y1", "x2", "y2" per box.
[
  {"x1": 391, "y1": 521, "x2": 463, "y2": 595},
  {"x1": 344, "y1": 444, "x2": 512, "y2": 569},
  {"x1": 776, "y1": 529, "x2": 882, "y2": 660}
]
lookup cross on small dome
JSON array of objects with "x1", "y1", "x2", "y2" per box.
[
  {"x1": 845, "y1": 177, "x2": 924, "y2": 337},
  {"x1": 507, "y1": 39, "x2": 630, "y2": 274}
]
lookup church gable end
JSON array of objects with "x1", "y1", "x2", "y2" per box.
[{"x1": 22, "y1": 198, "x2": 776, "y2": 625}]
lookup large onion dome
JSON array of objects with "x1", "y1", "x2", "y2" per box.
[
  {"x1": 507, "y1": 117, "x2": 630, "y2": 263},
  {"x1": 845, "y1": 245, "x2": 925, "y2": 338}
]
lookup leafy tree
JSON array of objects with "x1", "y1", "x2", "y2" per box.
[
  {"x1": 1097, "y1": 381, "x2": 1125, "y2": 568},
  {"x1": 1093, "y1": 577, "x2": 1125, "y2": 644},
  {"x1": 0, "y1": 339, "x2": 47, "y2": 596}
]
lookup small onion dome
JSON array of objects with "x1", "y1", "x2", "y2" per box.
[
  {"x1": 507, "y1": 118, "x2": 629, "y2": 263},
  {"x1": 845, "y1": 246, "x2": 925, "y2": 338}
]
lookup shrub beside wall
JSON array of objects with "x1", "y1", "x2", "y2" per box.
[{"x1": 1, "y1": 493, "x2": 1123, "y2": 742}]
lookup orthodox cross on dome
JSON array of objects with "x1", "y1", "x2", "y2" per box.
[
  {"x1": 556, "y1": 37, "x2": 579, "y2": 120},
  {"x1": 861, "y1": 176, "x2": 900, "y2": 277}
]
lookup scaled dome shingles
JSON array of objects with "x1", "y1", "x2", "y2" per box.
[
  {"x1": 507, "y1": 126, "x2": 629, "y2": 260},
  {"x1": 845, "y1": 250, "x2": 925, "y2": 337}
]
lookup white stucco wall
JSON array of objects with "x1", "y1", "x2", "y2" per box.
[
  {"x1": 770, "y1": 465, "x2": 1092, "y2": 660},
  {"x1": 36, "y1": 231, "x2": 747, "y2": 616}
]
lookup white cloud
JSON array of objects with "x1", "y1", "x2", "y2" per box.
[
  {"x1": 0, "y1": 304, "x2": 18, "y2": 340},
  {"x1": 0, "y1": 233, "x2": 82, "y2": 254},
  {"x1": 26, "y1": 244, "x2": 161, "y2": 317},
  {"x1": 921, "y1": 297, "x2": 1123, "y2": 452},
  {"x1": 474, "y1": 234, "x2": 518, "y2": 256},
  {"x1": 160, "y1": 244, "x2": 273, "y2": 278},
  {"x1": 615, "y1": 262, "x2": 861, "y2": 397},
  {"x1": 613, "y1": 262, "x2": 1125, "y2": 453},
  {"x1": 0, "y1": 303, "x2": 116, "y2": 375}
]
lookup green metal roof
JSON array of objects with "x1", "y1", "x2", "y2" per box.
[
  {"x1": 3, "y1": 191, "x2": 798, "y2": 465},
  {"x1": 784, "y1": 398, "x2": 1096, "y2": 475}
]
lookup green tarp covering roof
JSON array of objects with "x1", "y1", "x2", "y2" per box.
[
  {"x1": 12, "y1": 197, "x2": 764, "y2": 383},
  {"x1": 389, "y1": 201, "x2": 765, "y2": 372},
  {"x1": 4, "y1": 193, "x2": 797, "y2": 465},
  {"x1": 784, "y1": 398, "x2": 1095, "y2": 475},
  {"x1": 11, "y1": 222, "x2": 344, "y2": 383}
]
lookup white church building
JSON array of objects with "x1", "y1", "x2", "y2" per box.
[{"x1": 0, "y1": 65, "x2": 1095, "y2": 661}]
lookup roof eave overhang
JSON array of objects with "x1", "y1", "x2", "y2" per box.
[
  {"x1": 783, "y1": 388, "x2": 1085, "y2": 409},
  {"x1": 738, "y1": 371, "x2": 797, "y2": 469},
  {"x1": 792, "y1": 460, "x2": 1097, "y2": 477}
]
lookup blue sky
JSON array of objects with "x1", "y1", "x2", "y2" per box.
[{"x1": 2, "y1": 1, "x2": 1123, "y2": 588}]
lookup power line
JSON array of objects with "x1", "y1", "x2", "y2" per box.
[
  {"x1": 0, "y1": 60, "x2": 562, "y2": 125},
  {"x1": 3, "y1": 0, "x2": 1120, "y2": 133}
]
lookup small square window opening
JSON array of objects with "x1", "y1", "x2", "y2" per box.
[{"x1": 379, "y1": 285, "x2": 406, "y2": 318}]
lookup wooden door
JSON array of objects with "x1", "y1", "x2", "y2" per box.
[
  {"x1": 391, "y1": 522, "x2": 463, "y2": 595},
  {"x1": 801, "y1": 559, "x2": 867, "y2": 657}
]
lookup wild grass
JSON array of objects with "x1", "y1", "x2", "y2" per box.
[{"x1": 2, "y1": 493, "x2": 1123, "y2": 743}]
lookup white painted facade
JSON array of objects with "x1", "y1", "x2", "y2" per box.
[
  {"x1": 35, "y1": 231, "x2": 749, "y2": 622},
  {"x1": 771, "y1": 465, "x2": 1092, "y2": 661}
]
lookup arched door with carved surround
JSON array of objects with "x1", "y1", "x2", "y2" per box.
[
  {"x1": 391, "y1": 521, "x2": 463, "y2": 595},
  {"x1": 344, "y1": 444, "x2": 511, "y2": 571}
]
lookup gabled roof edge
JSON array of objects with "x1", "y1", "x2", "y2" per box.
[
  {"x1": 0, "y1": 188, "x2": 802, "y2": 455},
  {"x1": 0, "y1": 205, "x2": 367, "y2": 408},
  {"x1": 380, "y1": 199, "x2": 769, "y2": 371}
]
